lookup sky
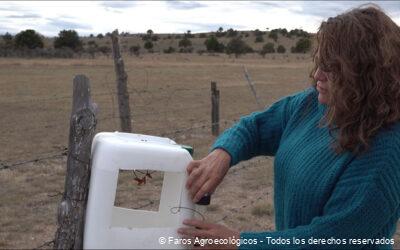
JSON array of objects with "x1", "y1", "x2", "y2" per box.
[{"x1": 0, "y1": 1, "x2": 399, "y2": 37}]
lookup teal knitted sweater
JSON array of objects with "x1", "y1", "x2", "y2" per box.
[{"x1": 211, "y1": 88, "x2": 400, "y2": 249}]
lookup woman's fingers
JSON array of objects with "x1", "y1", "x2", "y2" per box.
[
  {"x1": 193, "y1": 180, "x2": 213, "y2": 203},
  {"x1": 187, "y1": 160, "x2": 201, "y2": 175},
  {"x1": 183, "y1": 219, "x2": 212, "y2": 229},
  {"x1": 190, "y1": 170, "x2": 211, "y2": 199},
  {"x1": 186, "y1": 167, "x2": 203, "y2": 190}
]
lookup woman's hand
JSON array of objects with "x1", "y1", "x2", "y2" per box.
[
  {"x1": 186, "y1": 149, "x2": 231, "y2": 203},
  {"x1": 178, "y1": 219, "x2": 240, "y2": 249}
]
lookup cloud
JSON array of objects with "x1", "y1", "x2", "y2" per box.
[
  {"x1": 289, "y1": 1, "x2": 400, "y2": 19},
  {"x1": 169, "y1": 21, "x2": 246, "y2": 33},
  {"x1": 0, "y1": 25, "x2": 18, "y2": 34},
  {"x1": 6, "y1": 14, "x2": 41, "y2": 19},
  {"x1": 46, "y1": 18, "x2": 92, "y2": 31},
  {"x1": 165, "y1": 1, "x2": 206, "y2": 10},
  {"x1": 101, "y1": 1, "x2": 136, "y2": 12}
]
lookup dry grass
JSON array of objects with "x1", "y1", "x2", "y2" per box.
[{"x1": 0, "y1": 53, "x2": 398, "y2": 249}]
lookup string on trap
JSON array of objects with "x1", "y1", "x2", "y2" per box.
[{"x1": 170, "y1": 206, "x2": 206, "y2": 221}]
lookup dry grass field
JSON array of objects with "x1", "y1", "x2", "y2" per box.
[{"x1": 0, "y1": 53, "x2": 398, "y2": 249}]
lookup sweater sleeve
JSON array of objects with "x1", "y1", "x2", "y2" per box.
[
  {"x1": 239, "y1": 144, "x2": 400, "y2": 249},
  {"x1": 211, "y1": 89, "x2": 312, "y2": 166}
]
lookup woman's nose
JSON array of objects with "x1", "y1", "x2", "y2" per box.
[{"x1": 314, "y1": 67, "x2": 327, "y2": 81}]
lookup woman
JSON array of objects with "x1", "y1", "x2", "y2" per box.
[{"x1": 178, "y1": 5, "x2": 400, "y2": 250}]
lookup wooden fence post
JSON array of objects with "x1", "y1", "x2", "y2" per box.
[
  {"x1": 110, "y1": 29, "x2": 132, "y2": 132},
  {"x1": 54, "y1": 75, "x2": 97, "y2": 249},
  {"x1": 243, "y1": 65, "x2": 262, "y2": 110},
  {"x1": 211, "y1": 81, "x2": 220, "y2": 136}
]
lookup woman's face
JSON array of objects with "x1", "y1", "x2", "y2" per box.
[{"x1": 314, "y1": 67, "x2": 331, "y2": 105}]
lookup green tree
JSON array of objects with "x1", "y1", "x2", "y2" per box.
[
  {"x1": 277, "y1": 45, "x2": 286, "y2": 53},
  {"x1": 216, "y1": 27, "x2": 225, "y2": 37},
  {"x1": 178, "y1": 37, "x2": 192, "y2": 48},
  {"x1": 255, "y1": 35, "x2": 264, "y2": 43},
  {"x1": 260, "y1": 42, "x2": 275, "y2": 57},
  {"x1": 204, "y1": 36, "x2": 224, "y2": 53},
  {"x1": 2, "y1": 32, "x2": 13, "y2": 47},
  {"x1": 185, "y1": 30, "x2": 194, "y2": 38},
  {"x1": 288, "y1": 28, "x2": 310, "y2": 38},
  {"x1": 144, "y1": 41, "x2": 153, "y2": 51},
  {"x1": 14, "y1": 29, "x2": 44, "y2": 49},
  {"x1": 86, "y1": 40, "x2": 98, "y2": 58},
  {"x1": 268, "y1": 30, "x2": 278, "y2": 42},
  {"x1": 226, "y1": 37, "x2": 252, "y2": 57},
  {"x1": 129, "y1": 45, "x2": 141, "y2": 56},
  {"x1": 97, "y1": 33, "x2": 104, "y2": 39},
  {"x1": 226, "y1": 28, "x2": 238, "y2": 37},
  {"x1": 253, "y1": 29, "x2": 264, "y2": 37},
  {"x1": 291, "y1": 38, "x2": 311, "y2": 53},
  {"x1": 54, "y1": 30, "x2": 82, "y2": 51}
]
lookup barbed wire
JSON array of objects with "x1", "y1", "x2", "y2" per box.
[
  {"x1": 1, "y1": 107, "x2": 254, "y2": 170},
  {"x1": 0, "y1": 122, "x2": 233, "y2": 171},
  {"x1": 0, "y1": 86, "x2": 215, "y2": 105},
  {"x1": 3, "y1": 103, "x2": 213, "y2": 134},
  {"x1": 0, "y1": 150, "x2": 67, "y2": 170}
]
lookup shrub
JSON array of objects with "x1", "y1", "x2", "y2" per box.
[
  {"x1": 2, "y1": 32, "x2": 13, "y2": 46},
  {"x1": 178, "y1": 37, "x2": 192, "y2": 48},
  {"x1": 163, "y1": 46, "x2": 175, "y2": 53},
  {"x1": 277, "y1": 45, "x2": 286, "y2": 53},
  {"x1": 87, "y1": 40, "x2": 97, "y2": 48},
  {"x1": 253, "y1": 29, "x2": 264, "y2": 37},
  {"x1": 291, "y1": 38, "x2": 311, "y2": 53},
  {"x1": 288, "y1": 28, "x2": 310, "y2": 38},
  {"x1": 98, "y1": 45, "x2": 111, "y2": 56},
  {"x1": 151, "y1": 35, "x2": 159, "y2": 41},
  {"x1": 14, "y1": 29, "x2": 44, "y2": 49},
  {"x1": 129, "y1": 45, "x2": 141, "y2": 56},
  {"x1": 268, "y1": 30, "x2": 278, "y2": 42},
  {"x1": 144, "y1": 41, "x2": 153, "y2": 51},
  {"x1": 226, "y1": 37, "x2": 252, "y2": 57},
  {"x1": 260, "y1": 42, "x2": 275, "y2": 57},
  {"x1": 226, "y1": 28, "x2": 238, "y2": 37},
  {"x1": 255, "y1": 35, "x2": 264, "y2": 43},
  {"x1": 54, "y1": 30, "x2": 82, "y2": 51},
  {"x1": 204, "y1": 36, "x2": 224, "y2": 53}
]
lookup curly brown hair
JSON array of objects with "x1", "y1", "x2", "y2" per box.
[{"x1": 310, "y1": 4, "x2": 400, "y2": 154}]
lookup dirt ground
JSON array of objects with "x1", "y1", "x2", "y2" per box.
[{"x1": 0, "y1": 53, "x2": 398, "y2": 249}]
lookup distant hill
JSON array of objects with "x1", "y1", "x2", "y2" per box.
[{"x1": 0, "y1": 28, "x2": 314, "y2": 58}]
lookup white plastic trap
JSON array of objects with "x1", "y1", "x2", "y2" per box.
[{"x1": 83, "y1": 132, "x2": 194, "y2": 249}]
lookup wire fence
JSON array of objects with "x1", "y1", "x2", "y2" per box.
[
  {"x1": 1, "y1": 71, "x2": 267, "y2": 249},
  {"x1": 0, "y1": 110, "x2": 250, "y2": 171}
]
